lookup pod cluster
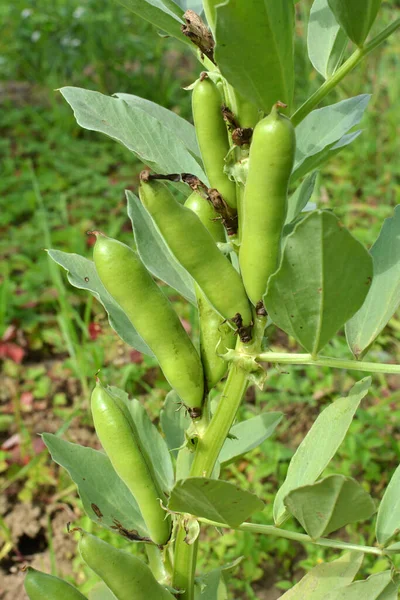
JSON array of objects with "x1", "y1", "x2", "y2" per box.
[
  {"x1": 24, "y1": 71, "x2": 297, "y2": 600},
  {"x1": 191, "y1": 74, "x2": 296, "y2": 309}
]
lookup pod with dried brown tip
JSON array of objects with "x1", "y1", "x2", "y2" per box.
[
  {"x1": 185, "y1": 191, "x2": 236, "y2": 388},
  {"x1": 192, "y1": 75, "x2": 237, "y2": 209},
  {"x1": 140, "y1": 178, "x2": 252, "y2": 333}
]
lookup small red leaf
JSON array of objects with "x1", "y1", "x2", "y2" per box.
[
  {"x1": 88, "y1": 322, "x2": 102, "y2": 340},
  {"x1": 0, "y1": 342, "x2": 25, "y2": 363},
  {"x1": 130, "y1": 350, "x2": 143, "y2": 364},
  {"x1": 21, "y1": 391, "x2": 34, "y2": 408}
]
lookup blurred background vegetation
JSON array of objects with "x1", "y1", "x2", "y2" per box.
[{"x1": 0, "y1": 0, "x2": 399, "y2": 598}]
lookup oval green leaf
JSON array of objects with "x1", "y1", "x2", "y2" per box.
[
  {"x1": 60, "y1": 87, "x2": 206, "y2": 181},
  {"x1": 264, "y1": 211, "x2": 373, "y2": 356},
  {"x1": 42, "y1": 433, "x2": 149, "y2": 539},
  {"x1": 280, "y1": 552, "x2": 363, "y2": 599},
  {"x1": 214, "y1": 0, "x2": 295, "y2": 112},
  {"x1": 195, "y1": 569, "x2": 228, "y2": 600},
  {"x1": 376, "y1": 463, "x2": 400, "y2": 546},
  {"x1": 328, "y1": 0, "x2": 382, "y2": 47},
  {"x1": 292, "y1": 95, "x2": 370, "y2": 183},
  {"x1": 273, "y1": 377, "x2": 371, "y2": 525},
  {"x1": 285, "y1": 171, "x2": 318, "y2": 226},
  {"x1": 168, "y1": 478, "x2": 265, "y2": 528},
  {"x1": 219, "y1": 412, "x2": 283, "y2": 466},
  {"x1": 308, "y1": 0, "x2": 348, "y2": 79},
  {"x1": 284, "y1": 475, "x2": 376, "y2": 539},
  {"x1": 325, "y1": 570, "x2": 400, "y2": 600},
  {"x1": 113, "y1": 0, "x2": 188, "y2": 44},
  {"x1": 346, "y1": 205, "x2": 400, "y2": 359}
]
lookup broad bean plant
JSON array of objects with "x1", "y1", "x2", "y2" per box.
[{"x1": 25, "y1": 1, "x2": 400, "y2": 598}]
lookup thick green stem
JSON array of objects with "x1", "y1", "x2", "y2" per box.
[
  {"x1": 146, "y1": 544, "x2": 169, "y2": 584},
  {"x1": 197, "y1": 518, "x2": 388, "y2": 557},
  {"x1": 171, "y1": 521, "x2": 198, "y2": 600},
  {"x1": 257, "y1": 352, "x2": 400, "y2": 375},
  {"x1": 190, "y1": 364, "x2": 249, "y2": 478},
  {"x1": 171, "y1": 363, "x2": 248, "y2": 598},
  {"x1": 291, "y1": 19, "x2": 400, "y2": 126},
  {"x1": 172, "y1": 317, "x2": 265, "y2": 599}
]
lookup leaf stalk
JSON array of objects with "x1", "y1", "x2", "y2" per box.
[
  {"x1": 197, "y1": 518, "x2": 392, "y2": 557},
  {"x1": 291, "y1": 18, "x2": 400, "y2": 126},
  {"x1": 256, "y1": 352, "x2": 400, "y2": 375}
]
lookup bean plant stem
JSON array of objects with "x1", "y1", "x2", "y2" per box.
[
  {"x1": 146, "y1": 544, "x2": 168, "y2": 584},
  {"x1": 197, "y1": 518, "x2": 388, "y2": 557},
  {"x1": 190, "y1": 364, "x2": 249, "y2": 478},
  {"x1": 172, "y1": 364, "x2": 248, "y2": 598},
  {"x1": 291, "y1": 18, "x2": 400, "y2": 126},
  {"x1": 173, "y1": 317, "x2": 266, "y2": 599},
  {"x1": 256, "y1": 352, "x2": 400, "y2": 375},
  {"x1": 171, "y1": 523, "x2": 198, "y2": 600}
]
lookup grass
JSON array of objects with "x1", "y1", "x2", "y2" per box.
[{"x1": 1, "y1": 0, "x2": 399, "y2": 598}]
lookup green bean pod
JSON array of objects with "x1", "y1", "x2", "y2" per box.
[
  {"x1": 196, "y1": 289, "x2": 236, "y2": 388},
  {"x1": 192, "y1": 76, "x2": 237, "y2": 209},
  {"x1": 184, "y1": 192, "x2": 236, "y2": 388},
  {"x1": 239, "y1": 105, "x2": 295, "y2": 306},
  {"x1": 79, "y1": 532, "x2": 175, "y2": 600},
  {"x1": 184, "y1": 190, "x2": 225, "y2": 243},
  {"x1": 140, "y1": 179, "x2": 252, "y2": 330},
  {"x1": 235, "y1": 91, "x2": 260, "y2": 129},
  {"x1": 24, "y1": 567, "x2": 87, "y2": 600},
  {"x1": 91, "y1": 382, "x2": 171, "y2": 545},
  {"x1": 93, "y1": 235, "x2": 204, "y2": 413}
]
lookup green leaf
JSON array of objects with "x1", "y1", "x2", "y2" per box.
[
  {"x1": 106, "y1": 386, "x2": 174, "y2": 493},
  {"x1": 168, "y1": 478, "x2": 265, "y2": 528},
  {"x1": 214, "y1": 0, "x2": 295, "y2": 112},
  {"x1": 126, "y1": 191, "x2": 196, "y2": 305},
  {"x1": 176, "y1": 447, "x2": 195, "y2": 480},
  {"x1": 325, "y1": 571, "x2": 399, "y2": 600},
  {"x1": 264, "y1": 211, "x2": 373, "y2": 355},
  {"x1": 164, "y1": 0, "x2": 204, "y2": 18},
  {"x1": 219, "y1": 413, "x2": 283, "y2": 466},
  {"x1": 285, "y1": 171, "x2": 318, "y2": 225},
  {"x1": 195, "y1": 569, "x2": 228, "y2": 600},
  {"x1": 280, "y1": 551, "x2": 363, "y2": 599},
  {"x1": 60, "y1": 87, "x2": 206, "y2": 181},
  {"x1": 114, "y1": 93, "x2": 199, "y2": 157},
  {"x1": 328, "y1": 0, "x2": 382, "y2": 47},
  {"x1": 284, "y1": 475, "x2": 376, "y2": 539},
  {"x1": 376, "y1": 463, "x2": 400, "y2": 546},
  {"x1": 113, "y1": 0, "x2": 189, "y2": 44},
  {"x1": 48, "y1": 250, "x2": 153, "y2": 356},
  {"x1": 346, "y1": 205, "x2": 400, "y2": 358},
  {"x1": 42, "y1": 434, "x2": 149, "y2": 539},
  {"x1": 292, "y1": 95, "x2": 370, "y2": 182},
  {"x1": 292, "y1": 130, "x2": 362, "y2": 183},
  {"x1": 160, "y1": 390, "x2": 191, "y2": 458},
  {"x1": 308, "y1": 0, "x2": 348, "y2": 79},
  {"x1": 273, "y1": 377, "x2": 371, "y2": 525},
  {"x1": 89, "y1": 582, "x2": 117, "y2": 600}
]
